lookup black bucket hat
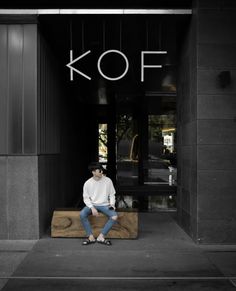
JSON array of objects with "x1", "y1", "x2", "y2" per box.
[{"x1": 88, "y1": 162, "x2": 104, "y2": 172}]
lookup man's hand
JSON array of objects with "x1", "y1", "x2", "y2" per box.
[{"x1": 91, "y1": 207, "x2": 99, "y2": 216}]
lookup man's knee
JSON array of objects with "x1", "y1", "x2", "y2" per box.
[{"x1": 111, "y1": 215, "x2": 118, "y2": 221}]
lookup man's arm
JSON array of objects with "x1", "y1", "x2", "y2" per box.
[
  {"x1": 109, "y1": 180, "x2": 116, "y2": 209},
  {"x1": 83, "y1": 183, "x2": 99, "y2": 216},
  {"x1": 83, "y1": 183, "x2": 93, "y2": 208}
]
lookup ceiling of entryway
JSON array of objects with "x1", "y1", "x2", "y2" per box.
[{"x1": 0, "y1": 0, "x2": 192, "y2": 9}]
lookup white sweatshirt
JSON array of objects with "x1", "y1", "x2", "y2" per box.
[{"x1": 83, "y1": 175, "x2": 116, "y2": 208}]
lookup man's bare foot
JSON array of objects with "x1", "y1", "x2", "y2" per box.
[
  {"x1": 97, "y1": 234, "x2": 112, "y2": 245},
  {"x1": 96, "y1": 234, "x2": 104, "y2": 241},
  {"x1": 88, "y1": 234, "x2": 96, "y2": 242}
]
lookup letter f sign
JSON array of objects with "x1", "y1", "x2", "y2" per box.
[
  {"x1": 141, "y1": 51, "x2": 167, "y2": 82},
  {"x1": 66, "y1": 50, "x2": 91, "y2": 81}
]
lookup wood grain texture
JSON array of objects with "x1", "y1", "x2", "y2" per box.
[{"x1": 51, "y1": 209, "x2": 138, "y2": 239}]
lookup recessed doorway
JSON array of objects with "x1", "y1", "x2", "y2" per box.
[{"x1": 37, "y1": 12, "x2": 190, "y2": 216}]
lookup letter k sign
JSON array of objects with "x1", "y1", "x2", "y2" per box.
[{"x1": 66, "y1": 50, "x2": 91, "y2": 81}]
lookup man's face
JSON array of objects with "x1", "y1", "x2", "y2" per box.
[{"x1": 92, "y1": 169, "x2": 103, "y2": 179}]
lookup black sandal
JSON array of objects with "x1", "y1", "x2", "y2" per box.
[
  {"x1": 96, "y1": 239, "x2": 112, "y2": 246},
  {"x1": 82, "y1": 238, "x2": 96, "y2": 246}
]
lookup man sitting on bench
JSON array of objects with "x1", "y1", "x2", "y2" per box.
[{"x1": 80, "y1": 162, "x2": 118, "y2": 246}]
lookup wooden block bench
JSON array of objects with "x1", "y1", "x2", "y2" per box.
[{"x1": 51, "y1": 209, "x2": 138, "y2": 239}]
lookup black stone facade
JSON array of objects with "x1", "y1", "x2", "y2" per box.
[
  {"x1": 0, "y1": 0, "x2": 236, "y2": 242},
  {"x1": 178, "y1": 0, "x2": 236, "y2": 243}
]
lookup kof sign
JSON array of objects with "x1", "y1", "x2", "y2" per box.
[{"x1": 66, "y1": 49, "x2": 167, "y2": 81}]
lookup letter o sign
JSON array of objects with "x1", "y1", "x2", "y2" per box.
[{"x1": 97, "y1": 50, "x2": 129, "y2": 81}]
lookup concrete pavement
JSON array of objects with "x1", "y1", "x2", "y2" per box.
[{"x1": 1, "y1": 212, "x2": 236, "y2": 290}]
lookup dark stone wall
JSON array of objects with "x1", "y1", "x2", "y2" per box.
[
  {"x1": 0, "y1": 24, "x2": 37, "y2": 154},
  {"x1": 38, "y1": 155, "x2": 61, "y2": 237},
  {"x1": 0, "y1": 24, "x2": 39, "y2": 239},
  {"x1": 37, "y1": 31, "x2": 65, "y2": 237},
  {"x1": 0, "y1": 23, "x2": 64, "y2": 239},
  {"x1": 178, "y1": 0, "x2": 236, "y2": 243},
  {"x1": 177, "y1": 11, "x2": 198, "y2": 241},
  {"x1": 196, "y1": 0, "x2": 236, "y2": 243},
  {"x1": 0, "y1": 156, "x2": 39, "y2": 239}
]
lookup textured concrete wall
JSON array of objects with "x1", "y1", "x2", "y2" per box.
[
  {"x1": 178, "y1": 0, "x2": 236, "y2": 243},
  {"x1": 0, "y1": 23, "x2": 39, "y2": 239},
  {"x1": 0, "y1": 156, "x2": 39, "y2": 239},
  {"x1": 196, "y1": 0, "x2": 236, "y2": 243},
  {"x1": 177, "y1": 11, "x2": 198, "y2": 240},
  {"x1": 0, "y1": 23, "x2": 63, "y2": 239}
]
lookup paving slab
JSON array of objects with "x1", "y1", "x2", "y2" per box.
[
  {"x1": 0, "y1": 240, "x2": 37, "y2": 290},
  {"x1": 205, "y1": 252, "x2": 236, "y2": 276},
  {"x1": 230, "y1": 279, "x2": 236, "y2": 287},
  {"x1": 200, "y1": 245, "x2": 236, "y2": 252},
  {"x1": 0, "y1": 240, "x2": 37, "y2": 252},
  {"x1": 1, "y1": 279, "x2": 236, "y2": 291},
  {"x1": 12, "y1": 247, "x2": 222, "y2": 278},
  {"x1": 0, "y1": 280, "x2": 8, "y2": 291},
  {"x1": 0, "y1": 253, "x2": 28, "y2": 277}
]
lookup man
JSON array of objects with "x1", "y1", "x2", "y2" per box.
[{"x1": 80, "y1": 162, "x2": 118, "y2": 246}]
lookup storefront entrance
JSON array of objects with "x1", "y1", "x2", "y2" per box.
[
  {"x1": 38, "y1": 13, "x2": 189, "y2": 213},
  {"x1": 0, "y1": 9, "x2": 192, "y2": 239},
  {"x1": 2, "y1": 3, "x2": 236, "y2": 243}
]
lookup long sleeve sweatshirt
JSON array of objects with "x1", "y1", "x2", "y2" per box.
[{"x1": 83, "y1": 175, "x2": 116, "y2": 208}]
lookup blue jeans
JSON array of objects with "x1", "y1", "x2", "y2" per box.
[{"x1": 80, "y1": 205, "x2": 118, "y2": 236}]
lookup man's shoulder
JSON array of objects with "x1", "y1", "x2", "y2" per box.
[
  {"x1": 102, "y1": 176, "x2": 113, "y2": 184},
  {"x1": 84, "y1": 177, "x2": 94, "y2": 185}
]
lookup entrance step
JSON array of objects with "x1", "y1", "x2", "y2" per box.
[{"x1": 51, "y1": 209, "x2": 138, "y2": 239}]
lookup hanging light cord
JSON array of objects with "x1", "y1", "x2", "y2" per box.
[
  {"x1": 119, "y1": 19, "x2": 122, "y2": 51},
  {"x1": 81, "y1": 20, "x2": 85, "y2": 52},
  {"x1": 158, "y1": 21, "x2": 162, "y2": 50},
  {"x1": 103, "y1": 20, "x2": 106, "y2": 51},
  {"x1": 146, "y1": 19, "x2": 149, "y2": 50},
  {"x1": 70, "y1": 19, "x2": 73, "y2": 50}
]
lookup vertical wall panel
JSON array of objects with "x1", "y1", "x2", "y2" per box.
[
  {"x1": 0, "y1": 158, "x2": 8, "y2": 239},
  {"x1": 8, "y1": 25, "x2": 23, "y2": 154},
  {"x1": 0, "y1": 25, "x2": 8, "y2": 154},
  {"x1": 39, "y1": 35, "x2": 60, "y2": 154},
  {"x1": 196, "y1": 3, "x2": 236, "y2": 243},
  {"x1": 38, "y1": 31, "x2": 63, "y2": 235},
  {"x1": 178, "y1": 0, "x2": 236, "y2": 243},
  {"x1": 23, "y1": 25, "x2": 37, "y2": 153},
  {"x1": 0, "y1": 24, "x2": 38, "y2": 155},
  {"x1": 177, "y1": 11, "x2": 198, "y2": 240},
  {"x1": 0, "y1": 23, "x2": 39, "y2": 239}
]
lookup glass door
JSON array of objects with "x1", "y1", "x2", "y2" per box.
[
  {"x1": 115, "y1": 93, "x2": 177, "y2": 211},
  {"x1": 116, "y1": 114, "x2": 139, "y2": 186},
  {"x1": 144, "y1": 114, "x2": 177, "y2": 186}
]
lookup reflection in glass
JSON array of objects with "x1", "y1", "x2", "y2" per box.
[
  {"x1": 98, "y1": 123, "x2": 108, "y2": 163},
  {"x1": 144, "y1": 114, "x2": 177, "y2": 185},
  {"x1": 116, "y1": 194, "x2": 176, "y2": 212},
  {"x1": 116, "y1": 115, "x2": 139, "y2": 186}
]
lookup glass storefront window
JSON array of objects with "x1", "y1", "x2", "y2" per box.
[
  {"x1": 116, "y1": 114, "x2": 139, "y2": 186},
  {"x1": 98, "y1": 123, "x2": 108, "y2": 163},
  {"x1": 116, "y1": 102, "x2": 177, "y2": 189},
  {"x1": 116, "y1": 194, "x2": 176, "y2": 212},
  {"x1": 144, "y1": 114, "x2": 177, "y2": 186}
]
